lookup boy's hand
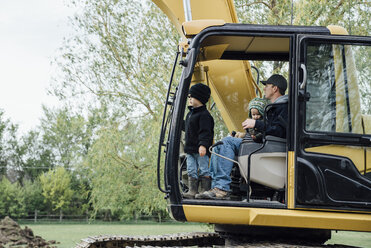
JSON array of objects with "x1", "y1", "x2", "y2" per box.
[
  {"x1": 199, "y1": 146, "x2": 206, "y2": 157},
  {"x1": 235, "y1": 132, "x2": 246, "y2": 138}
]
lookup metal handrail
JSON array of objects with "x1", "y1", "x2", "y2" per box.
[{"x1": 157, "y1": 51, "x2": 180, "y2": 194}]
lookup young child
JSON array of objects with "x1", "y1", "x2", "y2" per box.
[
  {"x1": 235, "y1": 97, "x2": 268, "y2": 142},
  {"x1": 246, "y1": 97, "x2": 268, "y2": 142},
  {"x1": 183, "y1": 83, "x2": 214, "y2": 199}
]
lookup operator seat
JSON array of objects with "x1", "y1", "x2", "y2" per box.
[{"x1": 238, "y1": 135, "x2": 287, "y2": 190}]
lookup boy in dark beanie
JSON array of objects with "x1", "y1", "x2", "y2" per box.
[{"x1": 183, "y1": 83, "x2": 214, "y2": 199}]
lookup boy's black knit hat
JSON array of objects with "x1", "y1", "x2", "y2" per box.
[{"x1": 189, "y1": 83, "x2": 211, "y2": 104}]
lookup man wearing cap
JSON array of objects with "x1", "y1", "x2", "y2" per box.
[
  {"x1": 242, "y1": 74, "x2": 288, "y2": 138},
  {"x1": 196, "y1": 74, "x2": 288, "y2": 200}
]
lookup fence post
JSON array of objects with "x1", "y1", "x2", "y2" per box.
[
  {"x1": 34, "y1": 210, "x2": 38, "y2": 223},
  {"x1": 59, "y1": 209, "x2": 63, "y2": 222}
]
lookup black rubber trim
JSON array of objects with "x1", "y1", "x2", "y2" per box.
[
  {"x1": 221, "y1": 51, "x2": 289, "y2": 61},
  {"x1": 169, "y1": 204, "x2": 187, "y2": 222},
  {"x1": 181, "y1": 199, "x2": 286, "y2": 209},
  {"x1": 295, "y1": 204, "x2": 371, "y2": 213}
]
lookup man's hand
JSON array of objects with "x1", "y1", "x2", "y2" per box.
[
  {"x1": 199, "y1": 145, "x2": 207, "y2": 157},
  {"x1": 242, "y1": 118, "x2": 256, "y2": 129}
]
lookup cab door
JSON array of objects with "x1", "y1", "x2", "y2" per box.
[{"x1": 295, "y1": 35, "x2": 371, "y2": 211}]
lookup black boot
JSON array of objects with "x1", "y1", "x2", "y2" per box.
[
  {"x1": 183, "y1": 177, "x2": 198, "y2": 199},
  {"x1": 195, "y1": 177, "x2": 211, "y2": 198}
]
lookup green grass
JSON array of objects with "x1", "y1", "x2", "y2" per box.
[
  {"x1": 326, "y1": 231, "x2": 371, "y2": 248},
  {"x1": 21, "y1": 223, "x2": 371, "y2": 248}
]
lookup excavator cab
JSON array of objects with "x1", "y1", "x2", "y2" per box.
[{"x1": 158, "y1": 20, "x2": 371, "y2": 235}]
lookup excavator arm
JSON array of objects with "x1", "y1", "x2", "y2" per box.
[{"x1": 153, "y1": 0, "x2": 259, "y2": 132}]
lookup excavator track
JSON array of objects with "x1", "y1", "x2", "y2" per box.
[
  {"x1": 76, "y1": 232, "x2": 360, "y2": 248},
  {"x1": 76, "y1": 232, "x2": 224, "y2": 247}
]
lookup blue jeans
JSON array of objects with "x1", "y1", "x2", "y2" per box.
[
  {"x1": 186, "y1": 153, "x2": 210, "y2": 179},
  {"x1": 209, "y1": 136, "x2": 242, "y2": 191}
]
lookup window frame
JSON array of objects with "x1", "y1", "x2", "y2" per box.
[{"x1": 297, "y1": 35, "x2": 371, "y2": 147}]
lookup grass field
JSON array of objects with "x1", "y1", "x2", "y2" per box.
[{"x1": 22, "y1": 222, "x2": 371, "y2": 248}]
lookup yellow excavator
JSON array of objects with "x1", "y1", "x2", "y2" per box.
[
  {"x1": 78, "y1": 0, "x2": 371, "y2": 247},
  {"x1": 155, "y1": 0, "x2": 371, "y2": 244}
]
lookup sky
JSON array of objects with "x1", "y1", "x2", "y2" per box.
[{"x1": 0, "y1": 0, "x2": 76, "y2": 133}]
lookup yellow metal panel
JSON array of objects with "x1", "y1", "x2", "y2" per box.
[
  {"x1": 201, "y1": 60, "x2": 257, "y2": 132},
  {"x1": 182, "y1": 20, "x2": 226, "y2": 37},
  {"x1": 364, "y1": 115, "x2": 371, "y2": 175},
  {"x1": 191, "y1": 0, "x2": 238, "y2": 23},
  {"x1": 183, "y1": 205, "x2": 371, "y2": 232},
  {"x1": 306, "y1": 145, "x2": 365, "y2": 173},
  {"x1": 287, "y1": 151, "x2": 295, "y2": 209},
  {"x1": 366, "y1": 148, "x2": 371, "y2": 174},
  {"x1": 327, "y1": 25, "x2": 349, "y2": 35},
  {"x1": 247, "y1": 37, "x2": 290, "y2": 53},
  {"x1": 363, "y1": 115, "x2": 371, "y2": 134},
  {"x1": 152, "y1": 0, "x2": 238, "y2": 39}
]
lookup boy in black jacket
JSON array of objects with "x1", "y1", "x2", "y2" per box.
[{"x1": 183, "y1": 83, "x2": 214, "y2": 199}]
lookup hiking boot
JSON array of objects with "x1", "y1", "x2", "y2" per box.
[
  {"x1": 183, "y1": 177, "x2": 198, "y2": 199},
  {"x1": 198, "y1": 177, "x2": 211, "y2": 194},
  {"x1": 196, "y1": 187, "x2": 230, "y2": 200}
]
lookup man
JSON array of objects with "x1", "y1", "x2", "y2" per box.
[{"x1": 196, "y1": 74, "x2": 288, "y2": 200}]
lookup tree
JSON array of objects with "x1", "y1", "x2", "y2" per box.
[
  {"x1": 0, "y1": 110, "x2": 10, "y2": 177},
  {"x1": 39, "y1": 167, "x2": 74, "y2": 220},
  {"x1": 19, "y1": 130, "x2": 55, "y2": 182},
  {"x1": 40, "y1": 106, "x2": 91, "y2": 169},
  {"x1": 23, "y1": 179, "x2": 46, "y2": 214},
  {"x1": 0, "y1": 177, "x2": 26, "y2": 218},
  {"x1": 51, "y1": 0, "x2": 179, "y2": 219},
  {"x1": 84, "y1": 118, "x2": 166, "y2": 220}
]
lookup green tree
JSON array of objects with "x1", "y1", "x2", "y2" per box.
[
  {"x1": 235, "y1": 0, "x2": 370, "y2": 36},
  {"x1": 51, "y1": 0, "x2": 179, "y2": 219},
  {"x1": 0, "y1": 111, "x2": 26, "y2": 183},
  {"x1": 23, "y1": 179, "x2": 46, "y2": 214},
  {"x1": 0, "y1": 177, "x2": 26, "y2": 218},
  {"x1": 40, "y1": 106, "x2": 91, "y2": 169},
  {"x1": 0, "y1": 110, "x2": 10, "y2": 177},
  {"x1": 19, "y1": 130, "x2": 55, "y2": 182},
  {"x1": 85, "y1": 119, "x2": 165, "y2": 220},
  {"x1": 39, "y1": 167, "x2": 74, "y2": 219}
]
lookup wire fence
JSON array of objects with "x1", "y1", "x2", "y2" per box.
[{"x1": 14, "y1": 211, "x2": 172, "y2": 224}]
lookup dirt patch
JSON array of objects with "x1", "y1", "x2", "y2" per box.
[{"x1": 0, "y1": 216, "x2": 57, "y2": 248}]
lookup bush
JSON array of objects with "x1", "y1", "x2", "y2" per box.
[{"x1": 0, "y1": 177, "x2": 26, "y2": 218}]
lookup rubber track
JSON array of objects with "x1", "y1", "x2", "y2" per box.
[
  {"x1": 76, "y1": 232, "x2": 361, "y2": 248},
  {"x1": 75, "y1": 232, "x2": 224, "y2": 247}
]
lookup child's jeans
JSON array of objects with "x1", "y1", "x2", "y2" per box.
[{"x1": 186, "y1": 153, "x2": 210, "y2": 179}]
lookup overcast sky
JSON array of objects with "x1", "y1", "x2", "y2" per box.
[{"x1": 0, "y1": 0, "x2": 76, "y2": 133}]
